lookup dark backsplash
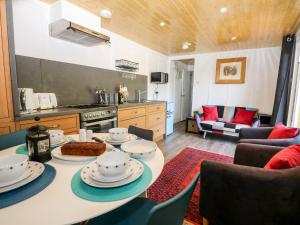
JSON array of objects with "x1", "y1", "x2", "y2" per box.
[{"x1": 16, "y1": 55, "x2": 147, "y2": 106}]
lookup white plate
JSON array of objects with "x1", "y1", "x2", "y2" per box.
[
  {"x1": 89, "y1": 161, "x2": 134, "y2": 183},
  {"x1": 50, "y1": 137, "x2": 74, "y2": 148},
  {"x1": 0, "y1": 169, "x2": 32, "y2": 188},
  {"x1": 121, "y1": 140, "x2": 157, "y2": 159},
  {"x1": 0, "y1": 162, "x2": 45, "y2": 194},
  {"x1": 105, "y1": 134, "x2": 138, "y2": 145},
  {"x1": 81, "y1": 158, "x2": 144, "y2": 188},
  {"x1": 51, "y1": 143, "x2": 116, "y2": 162}
]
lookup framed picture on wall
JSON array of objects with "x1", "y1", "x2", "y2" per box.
[{"x1": 215, "y1": 57, "x2": 246, "y2": 84}]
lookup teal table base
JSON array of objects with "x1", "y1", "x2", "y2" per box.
[{"x1": 71, "y1": 161, "x2": 152, "y2": 202}]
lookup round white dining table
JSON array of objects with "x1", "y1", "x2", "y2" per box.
[{"x1": 0, "y1": 133, "x2": 165, "y2": 225}]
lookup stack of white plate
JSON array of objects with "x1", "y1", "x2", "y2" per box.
[
  {"x1": 121, "y1": 140, "x2": 157, "y2": 159},
  {"x1": 105, "y1": 128, "x2": 137, "y2": 145},
  {"x1": 0, "y1": 155, "x2": 45, "y2": 193},
  {"x1": 80, "y1": 150, "x2": 144, "y2": 188},
  {"x1": 49, "y1": 130, "x2": 67, "y2": 148}
]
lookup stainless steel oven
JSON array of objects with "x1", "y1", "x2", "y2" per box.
[
  {"x1": 64, "y1": 104, "x2": 118, "y2": 133},
  {"x1": 80, "y1": 106, "x2": 117, "y2": 133},
  {"x1": 81, "y1": 117, "x2": 117, "y2": 133}
]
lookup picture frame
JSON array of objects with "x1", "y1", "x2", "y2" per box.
[{"x1": 215, "y1": 57, "x2": 246, "y2": 84}]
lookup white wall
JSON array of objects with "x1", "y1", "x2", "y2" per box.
[
  {"x1": 12, "y1": 0, "x2": 169, "y2": 101},
  {"x1": 170, "y1": 47, "x2": 281, "y2": 114}
]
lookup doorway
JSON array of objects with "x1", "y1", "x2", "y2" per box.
[{"x1": 173, "y1": 59, "x2": 194, "y2": 123}]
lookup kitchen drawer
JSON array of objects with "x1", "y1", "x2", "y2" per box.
[
  {"x1": 151, "y1": 124, "x2": 165, "y2": 140},
  {"x1": 146, "y1": 103, "x2": 166, "y2": 114},
  {"x1": 0, "y1": 122, "x2": 15, "y2": 135},
  {"x1": 118, "y1": 107, "x2": 146, "y2": 121},
  {"x1": 146, "y1": 112, "x2": 166, "y2": 128},
  {"x1": 118, "y1": 116, "x2": 146, "y2": 129},
  {"x1": 16, "y1": 114, "x2": 80, "y2": 134}
]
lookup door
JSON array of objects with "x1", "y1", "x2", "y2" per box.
[{"x1": 174, "y1": 70, "x2": 192, "y2": 123}]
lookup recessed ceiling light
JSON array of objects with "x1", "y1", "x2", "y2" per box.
[
  {"x1": 231, "y1": 36, "x2": 237, "y2": 40},
  {"x1": 182, "y1": 42, "x2": 191, "y2": 49},
  {"x1": 220, "y1": 7, "x2": 227, "y2": 13},
  {"x1": 160, "y1": 21, "x2": 166, "y2": 27},
  {"x1": 100, "y1": 9, "x2": 112, "y2": 19}
]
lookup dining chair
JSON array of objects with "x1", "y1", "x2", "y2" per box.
[
  {"x1": 128, "y1": 125, "x2": 154, "y2": 141},
  {"x1": 86, "y1": 173, "x2": 200, "y2": 225},
  {"x1": 0, "y1": 129, "x2": 27, "y2": 151}
]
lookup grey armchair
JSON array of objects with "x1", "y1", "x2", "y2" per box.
[
  {"x1": 239, "y1": 127, "x2": 300, "y2": 147},
  {"x1": 199, "y1": 143, "x2": 300, "y2": 225}
]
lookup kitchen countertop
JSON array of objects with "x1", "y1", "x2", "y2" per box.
[
  {"x1": 117, "y1": 100, "x2": 167, "y2": 109},
  {"x1": 15, "y1": 101, "x2": 167, "y2": 121}
]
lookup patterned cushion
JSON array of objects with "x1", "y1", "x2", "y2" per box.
[
  {"x1": 200, "y1": 121, "x2": 251, "y2": 134},
  {"x1": 218, "y1": 106, "x2": 235, "y2": 122}
]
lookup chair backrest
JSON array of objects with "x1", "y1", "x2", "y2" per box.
[
  {"x1": 146, "y1": 173, "x2": 200, "y2": 225},
  {"x1": 0, "y1": 129, "x2": 27, "y2": 151},
  {"x1": 128, "y1": 125, "x2": 154, "y2": 141}
]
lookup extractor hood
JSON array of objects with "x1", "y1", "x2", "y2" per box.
[{"x1": 49, "y1": 19, "x2": 110, "y2": 46}]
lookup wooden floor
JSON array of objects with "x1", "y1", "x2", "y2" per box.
[{"x1": 157, "y1": 122, "x2": 237, "y2": 162}]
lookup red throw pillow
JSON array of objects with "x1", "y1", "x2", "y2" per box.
[
  {"x1": 202, "y1": 106, "x2": 218, "y2": 121},
  {"x1": 231, "y1": 108, "x2": 256, "y2": 126},
  {"x1": 264, "y1": 144, "x2": 300, "y2": 169},
  {"x1": 268, "y1": 122, "x2": 298, "y2": 139}
]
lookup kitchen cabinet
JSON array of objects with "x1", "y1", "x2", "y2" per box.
[
  {"x1": 15, "y1": 114, "x2": 80, "y2": 135},
  {"x1": 0, "y1": 0, "x2": 14, "y2": 134},
  {"x1": 0, "y1": 122, "x2": 15, "y2": 135},
  {"x1": 118, "y1": 102, "x2": 166, "y2": 142}
]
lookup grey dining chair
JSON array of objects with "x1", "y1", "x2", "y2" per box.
[{"x1": 128, "y1": 125, "x2": 154, "y2": 141}]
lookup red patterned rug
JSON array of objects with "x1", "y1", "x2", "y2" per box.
[{"x1": 147, "y1": 147, "x2": 233, "y2": 225}]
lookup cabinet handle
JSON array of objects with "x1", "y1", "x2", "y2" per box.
[{"x1": 48, "y1": 124, "x2": 60, "y2": 129}]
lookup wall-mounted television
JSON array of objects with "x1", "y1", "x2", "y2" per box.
[{"x1": 150, "y1": 72, "x2": 168, "y2": 84}]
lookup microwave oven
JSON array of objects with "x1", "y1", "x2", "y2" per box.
[{"x1": 150, "y1": 72, "x2": 168, "y2": 84}]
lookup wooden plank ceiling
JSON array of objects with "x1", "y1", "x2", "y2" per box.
[{"x1": 43, "y1": 0, "x2": 300, "y2": 55}]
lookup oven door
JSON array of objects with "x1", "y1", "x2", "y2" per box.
[{"x1": 81, "y1": 117, "x2": 117, "y2": 133}]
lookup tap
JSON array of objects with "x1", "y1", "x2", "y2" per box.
[{"x1": 135, "y1": 89, "x2": 147, "y2": 103}]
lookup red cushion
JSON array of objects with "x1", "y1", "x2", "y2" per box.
[
  {"x1": 231, "y1": 108, "x2": 256, "y2": 126},
  {"x1": 264, "y1": 144, "x2": 300, "y2": 169},
  {"x1": 202, "y1": 106, "x2": 218, "y2": 121},
  {"x1": 268, "y1": 122, "x2": 298, "y2": 139}
]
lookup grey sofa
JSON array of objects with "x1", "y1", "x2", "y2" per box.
[
  {"x1": 239, "y1": 127, "x2": 300, "y2": 147},
  {"x1": 199, "y1": 143, "x2": 300, "y2": 225}
]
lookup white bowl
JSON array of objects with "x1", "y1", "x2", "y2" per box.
[
  {"x1": 121, "y1": 140, "x2": 157, "y2": 159},
  {"x1": 0, "y1": 154, "x2": 29, "y2": 183},
  {"x1": 109, "y1": 128, "x2": 128, "y2": 141},
  {"x1": 96, "y1": 151, "x2": 129, "y2": 177},
  {"x1": 49, "y1": 130, "x2": 64, "y2": 145}
]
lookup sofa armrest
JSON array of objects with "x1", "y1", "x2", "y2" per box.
[
  {"x1": 234, "y1": 143, "x2": 283, "y2": 167},
  {"x1": 239, "y1": 127, "x2": 273, "y2": 139},
  {"x1": 200, "y1": 160, "x2": 300, "y2": 225},
  {"x1": 195, "y1": 113, "x2": 203, "y2": 130}
]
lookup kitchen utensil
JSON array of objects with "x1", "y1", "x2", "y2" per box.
[
  {"x1": 18, "y1": 88, "x2": 38, "y2": 113},
  {"x1": 0, "y1": 162, "x2": 45, "y2": 194},
  {"x1": 79, "y1": 129, "x2": 86, "y2": 142},
  {"x1": 96, "y1": 151, "x2": 129, "y2": 177},
  {"x1": 109, "y1": 128, "x2": 128, "y2": 141},
  {"x1": 0, "y1": 154, "x2": 29, "y2": 183},
  {"x1": 26, "y1": 117, "x2": 51, "y2": 163},
  {"x1": 121, "y1": 140, "x2": 157, "y2": 159},
  {"x1": 81, "y1": 158, "x2": 144, "y2": 188}
]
